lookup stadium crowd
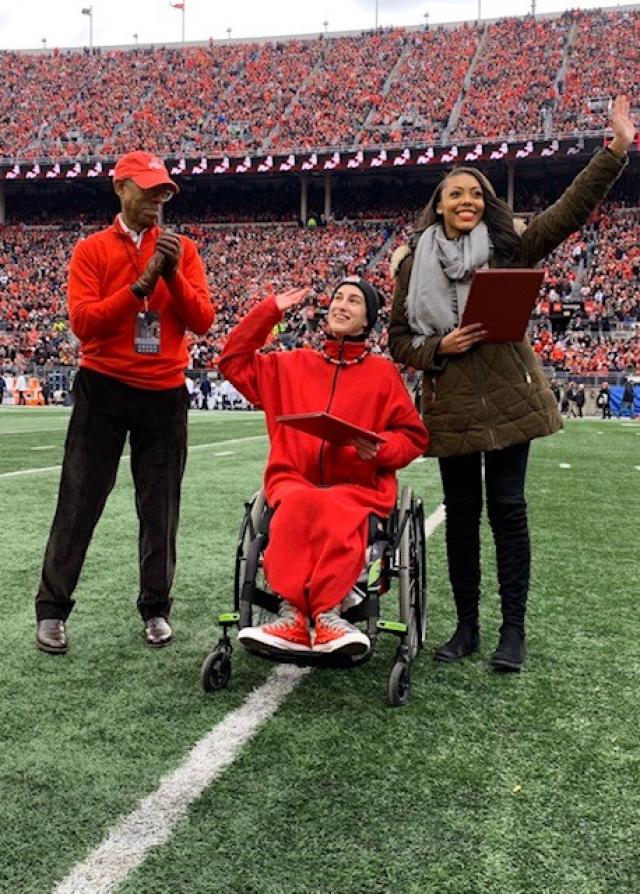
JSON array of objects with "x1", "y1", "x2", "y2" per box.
[
  {"x1": 1, "y1": 8, "x2": 638, "y2": 161},
  {"x1": 555, "y1": 8, "x2": 640, "y2": 135},
  {"x1": 1, "y1": 197, "x2": 638, "y2": 379},
  {"x1": 451, "y1": 15, "x2": 569, "y2": 141}
]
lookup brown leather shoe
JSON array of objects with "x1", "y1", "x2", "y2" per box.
[
  {"x1": 144, "y1": 616, "x2": 173, "y2": 648},
  {"x1": 36, "y1": 619, "x2": 68, "y2": 654}
]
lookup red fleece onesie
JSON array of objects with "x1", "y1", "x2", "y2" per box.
[{"x1": 219, "y1": 296, "x2": 429, "y2": 617}]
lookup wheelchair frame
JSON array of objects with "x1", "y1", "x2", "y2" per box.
[{"x1": 201, "y1": 484, "x2": 427, "y2": 706}]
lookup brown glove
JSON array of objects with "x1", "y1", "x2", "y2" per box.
[
  {"x1": 133, "y1": 252, "x2": 165, "y2": 297},
  {"x1": 155, "y1": 230, "x2": 182, "y2": 278}
]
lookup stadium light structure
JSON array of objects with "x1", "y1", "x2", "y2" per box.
[
  {"x1": 322, "y1": 20, "x2": 328, "y2": 35},
  {"x1": 41, "y1": 37, "x2": 47, "y2": 49},
  {"x1": 477, "y1": 0, "x2": 481, "y2": 23},
  {"x1": 81, "y1": 6, "x2": 93, "y2": 50},
  {"x1": 226, "y1": 27, "x2": 232, "y2": 40},
  {"x1": 423, "y1": 10, "x2": 429, "y2": 31},
  {"x1": 133, "y1": 32, "x2": 138, "y2": 45},
  {"x1": 375, "y1": 0, "x2": 379, "y2": 29}
]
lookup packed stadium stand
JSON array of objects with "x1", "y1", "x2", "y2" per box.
[{"x1": 1, "y1": 6, "x2": 639, "y2": 390}]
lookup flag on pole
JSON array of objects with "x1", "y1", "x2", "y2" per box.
[{"x1": 170, "y1": 2, "x2": 184, "y2": 8}]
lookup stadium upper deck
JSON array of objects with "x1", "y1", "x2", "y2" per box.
[{"x1": 1, "y1": 6, "x2": 638, "y2": 167}]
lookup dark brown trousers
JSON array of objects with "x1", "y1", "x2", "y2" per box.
[{"x1": 35, "y1": 368, "x2": 188, "y2": 622}]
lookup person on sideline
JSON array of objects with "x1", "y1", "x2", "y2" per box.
[
  {"x1": 596, "y1": 382, "x2": 612, "y2": 420},
  {"x1": 619, "y1": 378, "x2": 636, "y2": 419},
  {"x1": 35, "y1": 151, "x2": 214, "y2": 654},
  {"x1": 389, "y1": 94, "x2": 634, "y2": 672},
  {"x1": 219, "y1": 278, "x2": 428, "y2": 657}
]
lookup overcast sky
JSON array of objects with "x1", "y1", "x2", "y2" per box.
[{"x1": 0, "y1": 0, "x2": 635, "y2": 50}]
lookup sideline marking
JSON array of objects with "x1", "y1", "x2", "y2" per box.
[
  {"x1": 30, "y1": 445, "x2": 56, "y2": 451},
  {"x1": 0, "y1": 427, "x2": 69, "y2": 435},
  {"x1": 559, "y1": 463, "x2": 572, "y2": 469},
  {"x1": 51, "y1": 503, "x2": 446, "y2": 893},
  {"x1": 52, "y1": 665, "x2": 309, "y2": 894},
  {"x1": 0, "y1": 435, "x2": 267, "y2": 480},
  {"x1": 213, "y1": 451, "x2": 235, "y2": 457}
]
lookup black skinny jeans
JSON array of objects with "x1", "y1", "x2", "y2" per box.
[
  {"x1": 438, "y1": 441, "x2": 531, "y2": 633},
  {"x1": 35, "y1": 368, "x2": 188, "y2": 622}
]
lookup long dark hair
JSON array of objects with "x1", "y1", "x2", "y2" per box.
[{"x1": 413, "y1": 166, "x2": 521, "y2": 265}]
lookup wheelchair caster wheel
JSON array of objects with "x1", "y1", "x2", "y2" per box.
[
  {"x1": 388, "y1": 661, "x2": 411, "y2": 707},
  {"x1": 201, "y1": 649, "x2": 232, "y2": 692}
]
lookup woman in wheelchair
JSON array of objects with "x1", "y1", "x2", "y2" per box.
[{"x1": 219, "y1": 277, "x2": 428, "y2": 658}]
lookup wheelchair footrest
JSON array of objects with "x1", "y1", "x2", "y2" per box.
[
  {"x1": 241, "y1": 643, "x2": 373, "y2": 670},
  {"x1": 377, "y1": 619, "x2": 408, "y2": 635}
]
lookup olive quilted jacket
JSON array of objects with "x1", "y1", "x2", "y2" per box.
[{"x1": 388, "y1": 148, "x2": 628, "y2": 457}]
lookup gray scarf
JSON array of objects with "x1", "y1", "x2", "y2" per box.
[{"x1": 406, "y1": 221, "x2": 491, "y2": 346}]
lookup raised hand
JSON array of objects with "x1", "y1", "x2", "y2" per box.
[
  {"x1": 609, "y1": 94, "x2": 636, "y2": 156},
  {"x1": 438, "y1": 323, "x2": 488, "y2": 355},
  {"x1": 274, "y1": 287, "x2": 311, "y2": 312}
]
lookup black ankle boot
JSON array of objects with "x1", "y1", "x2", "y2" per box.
[
  {"x1": 434, "y1": 622, "x2": 480, "y2": 662},
  {"x1": 490, "y1": 624, "x2": 525, "y2": 672}
]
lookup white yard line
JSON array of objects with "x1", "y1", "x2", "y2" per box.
[
  {"x1": 0, "y1": 428, "x2": 70, "y2": 435},
  {"x1": 52, "y1": 664, "x2": 310, "y2": 894},
  {"x1": 424, "y1": 503, "x2": 446, "y2": 538},
  {"x1": 51, "y1": 502, "x2": 446, "y2": 894},
  {"x1": 29, "y1": 445, "x2": 57, "y2": 451},
  {"x1": 559, "y1": 463, "x2": 572, "y2": 469},
  {"x1": 0, "y1": 435, "x2": 267, "y2": 480}
]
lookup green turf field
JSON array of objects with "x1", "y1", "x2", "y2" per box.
[{"x1": 1, "y1": 408, "x2": 638, "y2": 894}]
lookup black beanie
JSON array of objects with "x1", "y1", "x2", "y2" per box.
[{"x1": 330, "y1": 276, "x2": 383, "y2": 333}]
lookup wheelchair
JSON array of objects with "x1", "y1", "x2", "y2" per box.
[{"x1": 201, "y1": 484, "x2": 427, "y2": 706}]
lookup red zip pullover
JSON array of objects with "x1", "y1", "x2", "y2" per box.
[{"x1": 67, "y1": 219, "x2": 214, "y2": 389}]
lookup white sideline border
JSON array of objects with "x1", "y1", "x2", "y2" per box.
[
  {"x1": 51, "y1": 502, "x2": 446, "y2": 894},
  {"x1": 0, "y1": 435, "x2": 267, "y2": 480}
]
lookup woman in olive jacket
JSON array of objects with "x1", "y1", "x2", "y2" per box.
[{"x1": 389, "y1": 94, "x2": 634, "y2": 671}]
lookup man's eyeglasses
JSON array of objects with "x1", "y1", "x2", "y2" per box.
[
  {"x1": 126, "y1": 180, "x2": 175, "y2": 203},
  {"x1": 145, "y1": 187, "x2": 175, "y2": 204}
]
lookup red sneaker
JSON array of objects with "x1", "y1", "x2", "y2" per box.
[
  {"x1": 238, "y1": 602, "x2": 311, "y2": 653},
  {"x1": 313, "y1": 608, "x2": 370, "y2": 657}
]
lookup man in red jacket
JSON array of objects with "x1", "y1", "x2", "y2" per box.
[
  {"x1": 220, "y1": 278, "x2": 428, "y2": 657},
  {"x1": 35, "y1": 151, "x2": 215, "y2": 654}
]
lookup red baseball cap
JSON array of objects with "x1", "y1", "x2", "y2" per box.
[{"x1": 113, "y1": 151, "x2": 179, "y2": 193}]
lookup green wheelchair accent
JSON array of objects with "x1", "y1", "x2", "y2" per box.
[
  {"x1": 377, "y1": 620, "x2": 408, "y2": 634},
  {"x1": 367, "y1": 557, "x2": 382, "y2": 588},
  {"x1": 218, "y1": 612, "x2": 240, "y2": 624}
]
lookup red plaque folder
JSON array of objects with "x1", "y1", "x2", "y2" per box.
[
  {"x1": 276, "y1": 412, "x2": 383, "y2": 446},
  {"x1": 460, "y1": 269, "x2": 545, "y2": 342}
]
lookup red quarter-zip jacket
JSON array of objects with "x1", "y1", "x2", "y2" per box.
[
  {"x1": 67, "y1": 219, "x2": 214, "y2": 390},
  {"x1": 219, "y1": 295, "x2": 429, "y2": 616}
]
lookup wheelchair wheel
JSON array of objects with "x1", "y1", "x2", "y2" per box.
[
  {"x1": 398, "y1": 486, "x2": 426, "y2": 660},
  {"x1": 234, "y1": 489, "x2": 270, "y2": 628},
  {"x1": 412, "y1": 497, "x2": 427, "y2": 647},
  {"x1": 201, "y1": 648, "x2": 232, "y2": 692},
  {"x1": 388, "y1": 661, "x2": 411, "y2": 707}
]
